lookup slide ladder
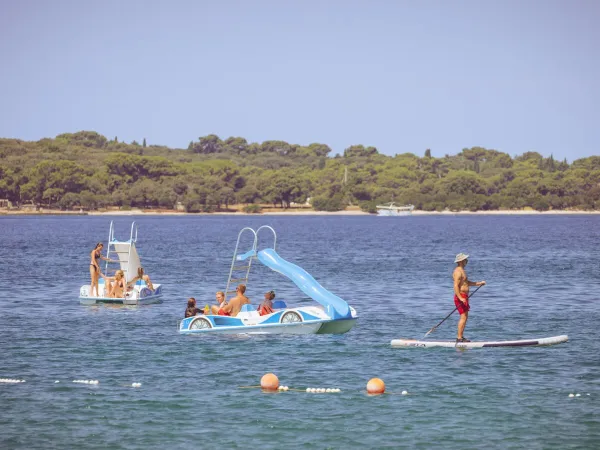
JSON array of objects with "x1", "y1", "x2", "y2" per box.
[
  {"x1": 224, "y1": 226, "x2": 277, "y2": 297},
  {"x1": 224, "y1": 227, "x2": 258, "y2": 298}
]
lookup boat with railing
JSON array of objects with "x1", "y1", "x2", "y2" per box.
[
  {"x1": 376, "y1": 202, "x2": 415, "y2": 216},
  {"x1": 179, "y1": 226, "x2": 357, "y2": 335},
  {"x1": 79, "y1": 221, "x2": 163, "y2": 305}
]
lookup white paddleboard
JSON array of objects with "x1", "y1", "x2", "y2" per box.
[{"x1": 390, "y1": 335, "x2": 568, "y2": 348}]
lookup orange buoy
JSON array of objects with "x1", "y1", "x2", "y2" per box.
[
  {"x1": 366, "y1": 378, "x2": 385, "y2": 394},
  {"x1": 260, "y1": 373, "x2": 279, "y2": 391}
]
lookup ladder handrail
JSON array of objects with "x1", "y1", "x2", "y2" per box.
[
  {"x1": 125, "y1": 222, "x2": 138, "y2": 281},
  {"x1": 256, "y1": 225, "x2": 277, "y2": 252},
  {"x1": 224, "y1": 227, "x2": 257, "y2": 298},
  {"x1": 104, "y1": 221, "x2": 114, "y2": 275}
]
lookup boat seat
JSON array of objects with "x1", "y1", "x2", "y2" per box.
[
  {"x1": 240, "y1": 304, "x2": 257, "y2": 312},
  {"x1": 272, "y1": 300, "x2": 287, "y2": 309}
]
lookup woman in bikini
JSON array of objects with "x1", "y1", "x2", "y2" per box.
[
  {"x1": 89, "y1": 243, "x2": 112, "y2": 297},
  {"x1": 101, "y1": 270, "x2": 127, "y2": 298}
]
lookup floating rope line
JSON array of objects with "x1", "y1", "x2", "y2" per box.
[
  {"x1": 0, "y1": 377, "x2": 591, "y2": 398},
  {"x1": 73, "y1": 380, "x2": 99, "y2": 385}
]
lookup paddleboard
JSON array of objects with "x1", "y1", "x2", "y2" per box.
[{"x1": 390, "y1": 335, "x2": 568, "y2": 348}]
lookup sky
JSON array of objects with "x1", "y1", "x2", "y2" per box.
[{"x1": 0, "y1": 0, "x2": 598, "y2": 161}]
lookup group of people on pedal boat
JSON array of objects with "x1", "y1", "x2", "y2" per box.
[
  {"x1": 88, "y1": 242, "x2": 154, "y2": 299},
  {"x1": 184, "y1": 284, "x2": 276, "y2": 318}
]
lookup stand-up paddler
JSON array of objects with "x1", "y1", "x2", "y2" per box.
[{"x1": 453, "y1": 253, "x2": 485, "y2": 343}]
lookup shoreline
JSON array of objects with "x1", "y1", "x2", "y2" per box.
[{"x1": 2, "y1": 209, "x2": 600, "y2": 216}]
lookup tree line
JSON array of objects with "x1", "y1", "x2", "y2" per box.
[{"x1": 0, "y1": 131, "x2": 599, "y2": 212}]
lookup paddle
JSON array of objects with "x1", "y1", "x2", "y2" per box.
[{"x1": 422, "y1": 285, "x2": 483, "y2": 340}]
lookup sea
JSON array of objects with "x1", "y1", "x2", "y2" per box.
[{"x1": 0, "y1": 215, "x2": 598, "y2": 449}]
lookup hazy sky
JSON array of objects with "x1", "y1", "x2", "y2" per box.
[{"x1": 1, "y1": 0, "x2": 598, "y2": 161}]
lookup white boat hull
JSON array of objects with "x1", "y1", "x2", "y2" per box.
[
  {"x1": 377, "y1": 209, "x2": 412, "y2": 216},
  {"x1": 79, "y1": 284, "x2": 163, "y2": 306},
  {"x1": 390, "y1": 335, "x2": 568, "y2": 348},
  {"x1": 179, "y1": 306, "x2": 357, "y2": 335}
]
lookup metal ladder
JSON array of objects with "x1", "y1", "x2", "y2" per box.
[
  {"x1": 223, "y1": 226, "x2": 277, "y2": 298},
  {"x1": 224, "y1": 227, "x2": 257, "y2": 299}
]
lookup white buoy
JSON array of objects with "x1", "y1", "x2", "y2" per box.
[
  {"x1": 305, "y1": 388, "x2": 310, "y2": 392},
  {"x1": 283, "y1": 386, "x2": 289, "y2": 391},
  {"x1": 569, "y1": 393, "x2": 575, "y2": 398},
  {"x1": 402, "y1": 390, "x2": 408, "y2": 395},
  {"x1": 576, "y1": 393, "x2": 581, "y2": 397},
  {"x1": 55, "y1": 381, "x2": 60, "y2": 384}
]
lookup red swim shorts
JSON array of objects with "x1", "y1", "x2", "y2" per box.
[
  {"x1": 217, "y1": 308, "x2": 231, "y2": 316},
  {"x1": 454, "y1": 293, "x2": 470, "y2": 314}
]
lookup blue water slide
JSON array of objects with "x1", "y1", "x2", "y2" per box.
[{"x1": 257, "y1": 248, "x2": 351, "y2": 320}]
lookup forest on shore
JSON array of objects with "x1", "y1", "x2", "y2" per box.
[{"x1": 0, "y1": 131, "x2": 599, "y2": 213}]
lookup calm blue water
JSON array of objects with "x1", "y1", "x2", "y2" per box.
[{"x1": 0, "y1": 215, "x2": 599, "y2": 449}]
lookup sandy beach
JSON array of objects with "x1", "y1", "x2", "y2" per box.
[{"x1": 2, "y1": 208, "x2": 600, "y2": 216}]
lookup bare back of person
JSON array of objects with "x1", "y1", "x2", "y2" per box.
[
  {"x1": 142, "y1": 274, "x2": 154, "y2": 291},
  {"x1": 224, "y1": 294, "x2": 250, "y2": 317}
]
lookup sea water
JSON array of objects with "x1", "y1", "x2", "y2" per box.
[{"x1": 0, "y1": 215, "x2": 598, "y2": 449}]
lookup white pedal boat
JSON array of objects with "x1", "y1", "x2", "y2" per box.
[
  {"x1": 390, "y1": 335, "x2": 569, "y2": 349},
  {"x1": 79, "y1": 221, "x2": 163, "y2": 306},
  {"x1": 179, "y1": 226, "x2": 357, "y2": 335},
  {"x1": 180, "y1": 303, "x2": 357, "y2": 335}
]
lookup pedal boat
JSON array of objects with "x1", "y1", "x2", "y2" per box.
[
  {"x1": 79, "y1": 221, "x2": 163, "y2": 305},
  {"x1": 179, "y1": 226, "x2": 357, "y2": 335}
]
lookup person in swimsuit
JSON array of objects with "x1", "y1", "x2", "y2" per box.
[
  {"x1": 185, "y1": 298, "x2": 204, "y2": 318},
  {"x1": 101, "y1": 270, "x2": 127, "y2": 298},
  {"x1": 453, "y1": 253, "x2": 486, "y2": 342},
  {"x1": 257, "y1": 290, "x2": 275, "y2": 316},
  {"x1": 89, "y1": 242, "x2": 112, "y2": 297},
  {"x1": 219, "y1": 284, "x2": 250, "y2": 317},
  {"x1": 135, "y1": 267, "x2": 154, "y2": 291},
  {"x1": 210, "y1": 291, "x2": 226, "y2": 315}
]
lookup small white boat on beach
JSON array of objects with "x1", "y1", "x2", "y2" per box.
[
  {"x1": 376, "y1": 202, "x2": 414, "y2": 216},
  {"x1": 79, "y1": 221, "x2": 162, "y2": 305}
]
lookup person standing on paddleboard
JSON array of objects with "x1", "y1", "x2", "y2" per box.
[{"x1": 453, "y1": 253, "x2": 485, "y2": 343}]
